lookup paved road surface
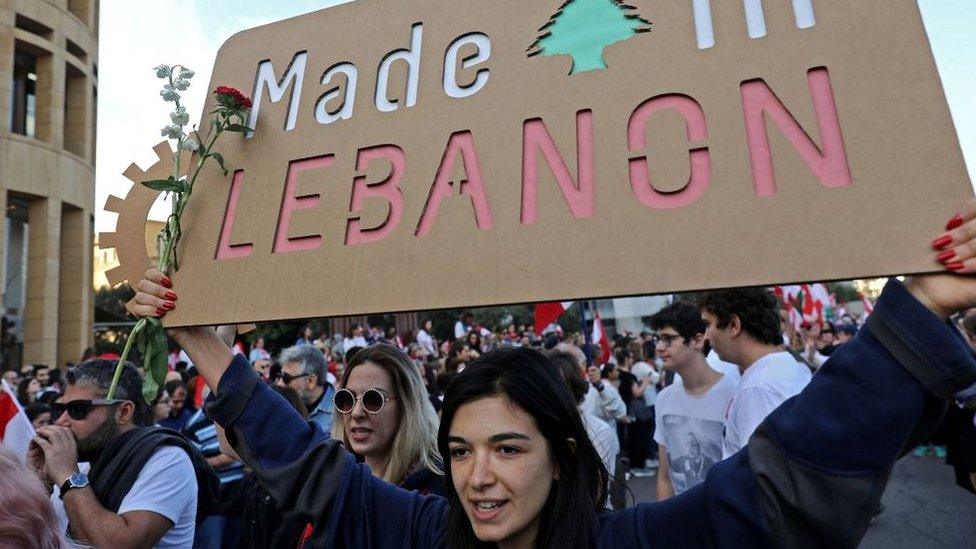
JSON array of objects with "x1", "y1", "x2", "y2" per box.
[{"x1": 627, "y1": 455, "x2": 976, "y2": 547}]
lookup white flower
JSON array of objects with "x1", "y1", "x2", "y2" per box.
[
  {"x1": 154, "y1": 65, "x2": 172, "y2": 78},
  {"x1": 173, "y1": 78, "x2": 190, "y2": 91},
  {"x1": 160, "y1": 86, "x2": 180, "y2": 102},
  {"x1": 179, "y1": 138, "x2": 200, "y2": 151},
  {"x1": 160, "y1": 124, "x2": 184, "y2": 140},
  {"x1": 179, "y1": 68, "x2": 195, "y2": 79},
  {"x1": 170, "y1": 107, "x2": 189, "y2": 126}
]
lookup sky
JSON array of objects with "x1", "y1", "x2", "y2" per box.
[{"x1": 94, "y1": 0, "x2": 976, "y2": 234}]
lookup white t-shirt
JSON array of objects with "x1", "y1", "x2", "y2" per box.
[
  {"x1": 343, "y1": 336, "x2": 367, "y2": 353},
  {"x1": 654, "y1": 373, "x2": 737, "y2": 495},
  {"x1": 52, "y1": 446, "x2": 198, "y2": 549},
  {"x1": 631, "y1": 361, "x2": 659, "y2": 407},
  {"x1": 454, "y1": 321, "x2": 469, "y2": 339},
  {"x1": 722, "y1": 351, "x2": 812, "y2": 459}
]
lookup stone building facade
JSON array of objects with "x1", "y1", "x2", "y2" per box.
[{"x1": 1, "y1": 0, "x2": 98, "y2": 370}]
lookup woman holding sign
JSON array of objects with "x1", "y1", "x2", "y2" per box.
[{"x1": 128, "y1": 202, "x2": 976, "y2": 548}]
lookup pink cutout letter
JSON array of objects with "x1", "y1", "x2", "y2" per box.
[
  {"x1": 215, "y1": 170, "x2": 254, "y2": 261},
  {"x1": 345, "y1": 145, "x2": 406, "y2": 246},
  {"x1": 415, "y1": 131, "x2": 494, "y2": 237},
  {"x1": 273, "y1": 154, "x2": 334, "y2": 254},
  {"x1": 741, "y1": 67, "x2": 851, "y2": 197},
  {"x1": 628, "y1": 94, "x2": 711, "y2": 210},
  {"x1": 521, "y1": 110, "x2": 595, "y2": 225}
]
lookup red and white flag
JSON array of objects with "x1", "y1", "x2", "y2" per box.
[
  {"x1": 534, "y1": 301, "x2": 574, "y2": 334},
  {"x1": 0, "y1": 379, "x2": 34, "y2": 463},
  {"x1": 591, "y1": 312, "x2": 612, "y2": 366}
]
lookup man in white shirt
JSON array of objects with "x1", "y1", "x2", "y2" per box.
[
  {"x1": 651, "y1": 302, "x2": 738, "y2": 500},
  {"x1": 29, "y1": 360, "x2": 205, "y2": 548},
  {"x1": 699, "y1": 288, "x2": 812, "y2": 459},
  {"x1": 454, "y1": 311, "x2": 474, "y2": 340},
  {"x1": 555, "y1": 343, "x2": 628, "y2": 429}
]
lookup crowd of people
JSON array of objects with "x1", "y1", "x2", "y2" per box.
[{"x1": 3, "y1": 260, "x2": 976, "y2": 547}]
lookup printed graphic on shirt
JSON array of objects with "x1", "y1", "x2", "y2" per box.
[{"x1": 661, "y1": 415, "x2": 724, "y2": 494}]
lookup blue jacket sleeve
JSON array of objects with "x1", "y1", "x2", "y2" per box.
[
  {"x1": 600, "y1": 280, "x2": 976, "y2": 548},
  {"x1": 206, "y1": 355, "x2": 447, "y2": 548}
]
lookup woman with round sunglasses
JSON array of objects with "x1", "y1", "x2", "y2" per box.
[
  {"x1": 129, "y1": 201, "x2": 976, "y2": 548},
  {"x1": 331, "y1": 344, "x2": 444, "y2": 495}
]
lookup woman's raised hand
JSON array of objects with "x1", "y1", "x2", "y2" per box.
[
  {"x1": 125, "y1": 268, "x2": 177, "y2": 320},
  {"x1": 908, "y1": 198, "x2": 976, "y2": 319}
]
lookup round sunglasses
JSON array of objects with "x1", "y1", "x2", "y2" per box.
[
  {"x1": 51, "y1": 399, "x2": 128, "y2": 421},
  {"x1": 333, "y1": 388, "x2": 396, "y2": 414}
]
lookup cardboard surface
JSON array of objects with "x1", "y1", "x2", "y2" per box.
[{"x1": 148, "y1": 0, "x2": 970, "y2": 326}]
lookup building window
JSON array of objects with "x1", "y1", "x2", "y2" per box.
[
  {"x1": 11, "y1": 49, "x2": 37, "y2": 137},
  {"x1": 68, "y1": 0, "x2": 91, "y2": 25},
  {"x1": 64, "y1": 63, "x2": 88, "y2": 157}
]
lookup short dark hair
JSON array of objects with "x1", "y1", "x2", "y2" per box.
[
  {"x1": 67, "y1": 359, "x2": 151, "y2": 425},
  {"x1": 698, "y1": 288, "x2": 783, "y2": 346},
  {"x1": 545, "y1": 350, "x2": 588, "y2": 405},
  {"x1": 650, "y1": 301, "x2": 707, "y2": 343}
]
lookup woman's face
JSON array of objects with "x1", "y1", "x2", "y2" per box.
[
  {"x1": 448, "y1": 395, "x2": 557, "y2": 547},
  {"x1": 341, "y1": 362, "x2": 401, "y2": 459},
  {"x1": 153, "y1": 390, "x2": 172, "y2": 422}
]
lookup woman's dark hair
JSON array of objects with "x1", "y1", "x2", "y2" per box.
[
  {"x1": 545, "y1": 350, "x2": 588, "y2": 405},
  {"x1": 438, "y1": 347, "x2": 607, "y2": 549},
  {"x1": 698, "y1": 287, "x2": 783, "y2": 346},
  {"x1": 16, "y1": 376, "x2": 36, "y2": 406}
]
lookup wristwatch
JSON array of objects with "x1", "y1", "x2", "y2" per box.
[{"x1": 59, "y1": 471, "x2": 89, "y2": 499}]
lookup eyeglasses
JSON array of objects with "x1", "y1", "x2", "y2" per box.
[
  {"x1": 51, "y1": 399, "x2": 128, "y2": 421},
  {"x1": 651, "y1": 334, "x2": 685, "y2": 348},
  {"x1": 275, "y1": 372, "x2": 310, "y2": 384},
  {"x1": 333, "y1": 388, "x2": 396, "y2": 414}
]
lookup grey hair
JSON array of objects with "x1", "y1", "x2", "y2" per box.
[
  {"x1": 280, "y1": 345, "x2": 329, "y2": 387},
  {"x1": 66, "y1": 359, "x2": 152, "y2": 425}
]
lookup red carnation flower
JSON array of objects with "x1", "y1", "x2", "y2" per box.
[{"x1": 213, "y1": 86, "x2": 252, "y2": 110}]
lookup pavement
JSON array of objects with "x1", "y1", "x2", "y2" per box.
[{"x1": 626, "y1": 454, "x2": 976, "y2": 547}]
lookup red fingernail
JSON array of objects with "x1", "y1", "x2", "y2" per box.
[
  {"x1": 164, "y1": 291, "x2": 178, "y2": 301},
  {"x1": 932, "y1": 235, "x2": 953, "y2": 250},
  {"x1": 160, "y1": 276, "x2": 173, "y2": 288},
  {"x1": 947, "y1": 262, "x2": 965, "y2": 272},
  {"x1": 946, "y1": 214, "x2": 965, "y2": 231},
  {"x1": 161, "y1": 301, "x2": 176, "y2": 311},
  {"x1": 937, "y1": 250, "x2": 957, "y2": 263},
  {"x1": 155, "y1": 308, "x2": 166, "y2": 317}
]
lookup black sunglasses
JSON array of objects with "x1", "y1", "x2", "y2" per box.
[
  {"x1": 274, "y1": 372, "x2": 310, "y2": 384},
  {"x1": 51, "y1": 399, "x2": 128, "y2": 421},
  {"x1": 333, "y1": 388, "x2": 395, "y2": 414}
]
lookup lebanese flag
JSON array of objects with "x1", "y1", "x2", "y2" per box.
[
  {"x1": 0, "y1": 379, "x2": 34, "y2": 463},
  {"x1": 534, "y1": 301, "x2": 574, "y2": 334},
  {"x1": 591, "y1": 312, "x2": 612, "y2": 365}
]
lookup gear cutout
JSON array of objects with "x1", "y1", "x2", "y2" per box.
[{"x1": 98, "y1": 141, "x2": 192, "y2": 288}]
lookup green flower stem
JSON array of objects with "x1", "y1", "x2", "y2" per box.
[{"x1": 107, "y1": 317, "x2": 147, "y2": 399}]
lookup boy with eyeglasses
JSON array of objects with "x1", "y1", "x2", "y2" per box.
[{"x1": 650, "y1": 302, "x2": 738, "y2": 500}]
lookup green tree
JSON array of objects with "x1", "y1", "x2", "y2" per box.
[{"x1": 529, "y1": 0, "x2": 651, "y2": 74}]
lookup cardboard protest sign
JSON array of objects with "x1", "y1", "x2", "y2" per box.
[{"x1": 140, "y1": 0, "x2": 970, "y2": 326}]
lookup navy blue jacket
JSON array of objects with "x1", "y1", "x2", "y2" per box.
[{"x1": 207, "y1": 280, "x2": 976, "y2": 548}]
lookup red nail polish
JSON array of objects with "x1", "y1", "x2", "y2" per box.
[
  {"x1": 946, "y1": 214, "x2": 965, "y2": 231},
  {"x1": 161, "y1": 301, "x2": 176, "y2": 311},
  {"x1": 937, "y1": 250, "x2": 957, "y2": 263},
  {"x1": 155, "y1": 308, "x2": 166, "y2": 317},
  {"x1": 164, "y1": 291, "x2": 178, "y2": 301},
  {"x1": 932, "y1": 235, "x2": 953, "y2": 250},
  {"x1": 160, "y1": 276, "x2": 173, "y2": 288},
  {"x1": 947, "y1": 261, "x2": 965, "y2": 272}
]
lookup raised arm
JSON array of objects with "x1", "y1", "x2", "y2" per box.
[{"x1": 126, "y1": 269, "x2": 448, "y2": 546}]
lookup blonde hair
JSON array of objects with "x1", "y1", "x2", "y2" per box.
[
  {"x1": 0, "y1": 448, "x2": 65, "y2": 548},
  {"x1": 332, "y1": 344, "x2": 442, "y2": 484}
]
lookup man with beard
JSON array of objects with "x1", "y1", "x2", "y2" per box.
[
  {"x1": 28, "y1": 360, "x2": 215, "y2": 548},
  {"x1": 276, "y1": 344, "x2": 336, "y2": 432}
]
